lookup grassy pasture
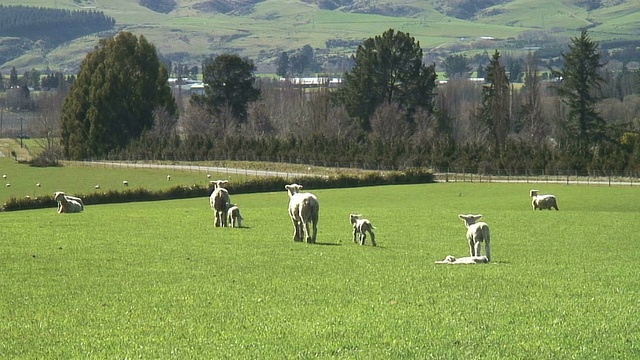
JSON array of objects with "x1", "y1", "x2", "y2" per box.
[
  {"x1": 0, "y1": 156, "x2": 249, "y2": 203},
  {"x1": 1, "y1": 182, "x2": 638, "y2": 358}
]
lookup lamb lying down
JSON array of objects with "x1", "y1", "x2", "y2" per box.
[{"x1": 435, "y1": 255, "x2": 489, "y2": 265}]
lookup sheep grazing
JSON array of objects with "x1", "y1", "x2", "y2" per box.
[
  {"x1": 530, "y1": 189, "x2": 559, "y2": 211},
  {"x1": 36, "y1": 183, "x2": 41, "y2": 187},
  {"x1": 435, "y1": 255, "x2": 489, "y2": 265},
  {"x1": 285, "y1": 183, "x2": 319, "y2": 243},
  {"x1": 95, "y1": 185, "x2": 100, "y2": 189},
  {"x1": 2, "y1": 174, "x2": 6, "y2": 179},
  {"x1": 458, "y1": 214, "x2": 491, "y2": 262},
  {"x1": 207, "y1": 174, "x2": 212, "y2": 179},
  {"x1": 54, "y1": 191, "x2": 84, "y2": 213},
  {"x1": 349, "y1": 214, "x2": 376, "y2": 246},
  {"x1": 122, "y1": 180, "x2": 129, "y2": 187},
  {"x1": 227, "y1": 204, "x2": 243, "y2": 228},
  {"x1": 5, "y1": 183, "x2": 10, "y2": 187},
  {"x1": 167, "y1": 175, "x2": 171, "y2": 181},
  {"x1": 210, "y1": 180, "x2": 231, "y2": 227}
]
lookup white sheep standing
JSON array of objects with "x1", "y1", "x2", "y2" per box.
[
  {"x1": 123, "y1": 180, "x2": 129, "y2": 187},
  {"x1": 36, "y1": 183, "x2": 41, "y2": 187},
  {"x1": 458, "y1": 214, "x2": 491, "y2": 262},
  {"x1": 54, "y1": 191, "x2": 84, "y2": 213},
  {"x1": 285, "y1": 183, "x2": 319, "y2": 243},
  {"x1": 435, "y1": 255, "x2": 489, "y2": 265},
  {"x1": 2, "y1": 174, "x2": 6, "y2": 179},
  {"x1": 167, "y1": 175, "x2": 171, "y2": 181},
  {"x1": 95, "y1": 185, "x2": 100, "y2": 189},
  {"x1": 5, "y1": 183, "x2": 10, "y2": 187},
  {"x1": 530, "y1": 189, "x2": 559, "y2": 210},
  {"x1": 227, "y1": 204, "x2": 243, "y2": 228},
  {"x1": 210, "y1": 180, "x2": 231, "y2": 227},
  {"x1": 349, "y1": 214, "x2": 376, "y2": 246}
]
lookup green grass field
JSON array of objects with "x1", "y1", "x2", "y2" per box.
[{"x1": 1, "y1": 181, "x2": 638, "y2": 358}]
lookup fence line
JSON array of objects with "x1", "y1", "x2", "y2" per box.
[{"x1": 61, "y1": 160, "x2": 638, "y2": 186}]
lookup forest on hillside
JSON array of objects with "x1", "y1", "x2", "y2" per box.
[{"x1": 0, "y1": 5, "x2": 115, "y2": 43}]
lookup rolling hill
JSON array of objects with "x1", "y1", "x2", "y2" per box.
[{"x1": 1, "y1": 0, "x2": 638, "y2": 74}]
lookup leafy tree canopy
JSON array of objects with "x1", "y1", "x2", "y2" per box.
[
  {"x1": 60, "y1": 31, "x2": 176, "y2": 160},
  {"x1": 192, "y1": 54, "x2": 261, "y2": 121},
  {"x1": 336, "y1": 28, "x2": 437, "y2": 130}
]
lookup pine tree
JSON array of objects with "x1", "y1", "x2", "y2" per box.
[
  {"x1": 336, "y1": 28, "x2": 437, "y2": 130},
  {"x1": 192, "y1": 54, "x2": 261, "y2": 122},
  {"x1": 554, "y1": 30, "x2": 606, "y2": 149},
  {"x1": 60, "y1": 32, "x2": 176, "y2": 159},
  {"x1": 479, "y1": 50, "x2": 510, "y2": 149}
]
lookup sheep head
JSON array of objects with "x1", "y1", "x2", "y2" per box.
[
  {"x1": 458, "y1": 214, "x2": 483, "y2": 228},
  {"x1": 349, "y1": 214, "x2": 362, "y2": 225},
  {"x1": 54, "y1": 191, "x2": 66, "y2": 202},
  {"x1": 285, "y1": 183, "x2": 304, "y2": 197},
  {"x1": 530, "y1": 189, "x2": 539, "y2": 197},
  {"x1": 211, "y1": 180, "x2": 229, "y2": 189}
]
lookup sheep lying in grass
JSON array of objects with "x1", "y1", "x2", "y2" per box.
[
  {"x1": 530, "y1": 189, "x2": 559, "y2": 210},
  {"x1": 349, "y1": 214, "x2": 376, "y2": 246},
  {"x1": 458, "y1": 214, "x2": 491, "y2": 262},
  {"x1": 435, "y1": 255, "x2": 489, "y2": 265},
  {"x1": 210, "y1": 180, "x2": 230, "y2": 227},
  {"x1": 227, "y1": 204, "x2": 243, "y2": 228},
  {"x1": 285, "y1": 183, "x2": 319, "y2": 243},
  {"x1": 54, "y1": 191, "x2": 84, "y2": 213}
]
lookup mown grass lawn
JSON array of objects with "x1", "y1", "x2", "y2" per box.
[{"x1": 1, "y1": 183, "x2": 638, "y2": 358}]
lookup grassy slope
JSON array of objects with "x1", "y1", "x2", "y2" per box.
[
  {"x1": 2, "y1": 0, "x2": 639, "y2": 72},
  {"x1": 0, "y1": 182, "x2": 638, "y2": 357}
]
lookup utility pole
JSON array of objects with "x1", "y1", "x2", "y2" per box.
[{"x1": 20, "y1": 117, "x2": 23, "y2": 148}]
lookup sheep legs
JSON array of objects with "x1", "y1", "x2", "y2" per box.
[{"x1": 470, "y1": 240, "x2": 491, "y2": 262}]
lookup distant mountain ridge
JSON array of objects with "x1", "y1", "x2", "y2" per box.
[{"x1": 0, "y1": 0, "x2": 638, "y2": 74}]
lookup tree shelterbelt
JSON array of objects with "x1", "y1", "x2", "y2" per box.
[
  {"x1": 336, "y1": 28, "x2": 438, "y2": 130},
  {"x1": 60, "y1": 32, "x2": 176, "y2": 159}
]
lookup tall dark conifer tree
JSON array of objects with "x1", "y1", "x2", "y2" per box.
[{"x1": 60, "y1": 32, "x2": 176, "y2": 159}]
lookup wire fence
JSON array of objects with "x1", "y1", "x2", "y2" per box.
[{"x1": 61, "y1": 160, "x2": 640, "y2": 187}]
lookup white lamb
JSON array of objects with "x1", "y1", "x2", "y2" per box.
[
  {"x1": 227, "y1": 204, "x2": 243, "y2": 228},
  {"x1": 54, "y1": 191, "x2": 84, "y2": 213},
  {"x1": 349, "y1": 214, "x2": 376, "y2": 246},
  {"x1": 435, "y1": 255, "x2": 489, "y2": 265},
  {"x1": 530, "y1": 189, "x2": 559, "y2": 210},
  {"x1": 285, "y1": 183, "x2": 319, "y2": 243},
  {"x1": 210, "y1": 180, "x2": 231, "y2": 227},
  {"x1": 123, "y1": 180, "x2": 129, "y2": 187},
  {"x1": 458, "y1": 214, "x2": 491, "y2": 262},
  {"x1": 167, "y1": 175, "x2": 171, "y2": 181}
]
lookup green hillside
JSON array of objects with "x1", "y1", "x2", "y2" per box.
[{"x1": 1, "y1": 0, "x2": 638, "y2": 73}]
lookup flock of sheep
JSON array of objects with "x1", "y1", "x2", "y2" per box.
[{"x1": 42, "y1": 172, "x2": 558, "y2": 264}]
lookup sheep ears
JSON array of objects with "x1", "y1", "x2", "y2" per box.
[{"x1": 458, "y1": 214, "x2": 468, "y2": 220}]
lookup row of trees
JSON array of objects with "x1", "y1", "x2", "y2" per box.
[{"x1": 51, "y1": 30, "x2": 640, "y2": 175}]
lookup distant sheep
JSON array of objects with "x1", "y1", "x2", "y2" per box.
[
  {"x1": 530, "y1": 189, "x2": 559, "y2": 210},
  {"x1": 36, "y1": 183, "x2": 41, "y2": 187},
  {"x1": 349, "y1": 214, "x2": 376, "y2": 246},
  {"x1": 122, "y1": 180, "x2": 129, "y2": 187},
  {"x1": 285, "y1": 184, "x2": 319, "y2": 243},
  {"x1": 435, "y1": 255, "x2": 489, "y2": 265},
  {"x1": 2, "y1": 174, "x2": 6, "y2": 179},
  {"x1": 167, "y1": 175, "x2": 171, "y2": 181},
  {"x1": 210, "y1": 180, "x2": 230, "y2": 227},
  {"x1": 95, "y1": 185, "x2": 100, "y2": 189},
  {"x1": 5, "y1": 183, "x2": 9, "y2": 187},
  {"x1": 458, "y1": 214, "x2": 491, "y2": 262},
  {"x1": 227, "y1": 204, "x2": 243, "y2": 228},
  {"x1": 54, "y1": 191, "x2": 84, "y2": 213},
  {"x1": 207, "y1": 174, "x2": 212, "y2": 179}
]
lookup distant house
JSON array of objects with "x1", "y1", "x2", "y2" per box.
[
  {"x1": 168, "y1": 78, "x2": 205, "y2": 95},
  {"x1": 279, "y1": 77, "x2": 343, "y2": 88}
]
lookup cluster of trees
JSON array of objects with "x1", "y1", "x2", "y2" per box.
[
  {"x1": 50, "y1": 29, "x2": 640, "y2": 175},
  {"x1": 275, "y1": 45, "x2": 322, "y2": 78},
  {"x1": 0, "y1": 5, "x2": 115, "y2": 42}
]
